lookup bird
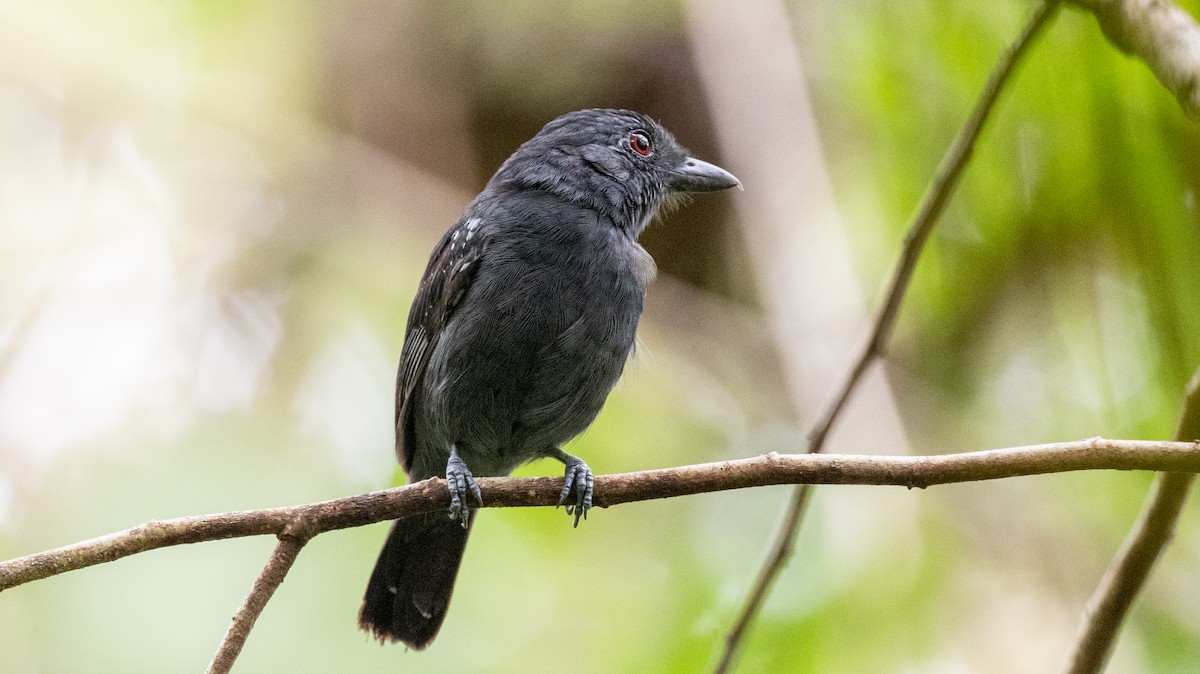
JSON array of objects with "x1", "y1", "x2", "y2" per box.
[{"x1": 358, "y1": 108, "x2": 741, "y2": 649}]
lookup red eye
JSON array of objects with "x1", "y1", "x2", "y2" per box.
[{"x1": 629, "y1": 131, "x2": 652, "y2": 156}]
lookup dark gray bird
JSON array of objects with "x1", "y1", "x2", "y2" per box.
[{"x1": 359, "y1": 108, "x2": 740, "y2": 649}]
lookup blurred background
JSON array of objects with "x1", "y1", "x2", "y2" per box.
[{"x1": 2, "y1": 1, "x2": 1199, "y2": 672}]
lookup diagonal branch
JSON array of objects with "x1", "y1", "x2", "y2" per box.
[
  {"x1": 1064, "y1": 369, "x2": 1200, "y2": 674},
  {"x1": 207, "y1": 527, "x2": 313, "y2": 674},
  {"x1": 713, "y1": 2, "x2": 1063, "y2": 671},
  {"x1": 807, "y1": 0, "x2": 1062, "y2": 455}
]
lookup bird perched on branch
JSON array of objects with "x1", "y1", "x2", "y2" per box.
[{"x1": 359, "y1": 108, "x2": 741, "y2": 649}]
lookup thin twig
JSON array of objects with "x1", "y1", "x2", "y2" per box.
[
  {"x1": 1064, "y1": 370, "x2": 1200, "y2": 673},
  {"x1": 2, "y1": 438, "x2": 1197, "y2": 594},
  {"x1": 713, "y1": 3, "x2": 1063, "y2": 671},
  {"x1": 810, "y1": 0, "x2": 1062, "y2": 453},
  {"x1": 207, "y1": 527, "x2": 313, "y2": 674}
]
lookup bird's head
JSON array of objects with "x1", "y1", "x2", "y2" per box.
[{"x1": 488, "y1": 108, "x2": 741, "y2": 236}]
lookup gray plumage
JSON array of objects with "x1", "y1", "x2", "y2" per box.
[{"x1": 360, "y1": 108, "x2": 740, "y2": 649}]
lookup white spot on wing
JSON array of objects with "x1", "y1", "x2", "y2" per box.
[{"x1": 464, "y1": 217, "x2": 481, "y2": 241}]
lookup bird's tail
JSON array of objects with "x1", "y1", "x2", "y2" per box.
[{"x1": 359, "y1": 511, "x2": 472, "y2": 649}]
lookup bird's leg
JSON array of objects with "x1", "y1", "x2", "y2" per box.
[
  {"x1": 446, "y1": 444, "x2": 482, "y2": 528},
  {"x1": 544, "y1": 447, "x2": 594, "y2": 527}
]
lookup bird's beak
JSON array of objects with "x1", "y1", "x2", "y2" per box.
[{"x1": 669, "y1": 157, "x2": 742, "y2": 193}]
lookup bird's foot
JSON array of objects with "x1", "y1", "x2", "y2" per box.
[
  {"x1": 557, "y1": 454, "x2": 594, "y2": 528},
  {"x1": 446, "y1": 446, "x2": 482, "y2": 528}
]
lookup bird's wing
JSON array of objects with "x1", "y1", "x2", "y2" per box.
[{"x1": 395, "y1": 216, "x2": 487, "y2": 472}]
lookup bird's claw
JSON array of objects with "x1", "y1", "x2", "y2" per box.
[
  {"x1": 557, "y1": 456, "x2": 594, "y2": 528},
  {"x1": 446, "y1": 449, "x2": 482, "y2": 528}
]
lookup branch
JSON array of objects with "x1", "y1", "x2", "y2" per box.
[
  {"x1": 1064, "y1": 370, "x2": 1200, "y2": 674},
  {"x1": 1067, "y1": 0, "x2": 1200, "y2": 118},
  {"x1": 2, "y1": 439, "x2": 1197, "y2": 594},
  {"x1": 207, "y1": 529, "x2": 312, "y2": 674},
  {"x1": 714, "y1": 3, "x2": 1063, "y2": 671}
]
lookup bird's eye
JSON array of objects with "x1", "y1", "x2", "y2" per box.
[{"x1": 628, "y1": 131, "x2": 652, "y2": 157}]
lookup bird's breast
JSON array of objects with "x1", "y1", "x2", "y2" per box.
[{"x1": 413, "y1": 212, "x2": 653, "y2": 474}]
